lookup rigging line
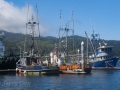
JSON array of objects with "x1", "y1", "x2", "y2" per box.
[
  {"x1": 24, "y1": 24, "x2": 27, "y2": 53},
  {"x1": 56, "y1": 23, "x2": 60, "y2": 38},
  {"x1": 35, "y1": 38, "x2": 39, "y2": 54},
  {"x1": 55, "y1": 20, "x2": 61, "y2": 46},
  {"x1": 28, "y1": 27, "x2": 32, "y2": 53},
  {"x1": 62, "y1": 30, "x2": 66, "y2": 39},
  {"x1": 27, "y1": 3, "x2": 29, "y2": 23},
  {"x1": 55, "y1": 32, "x2": 59, "y2": 48},
  {"x1": 72, "y1": 10, "x2": 74, "y2": 51},
  {"x1": 36, "y1": 3, "x2": 41, "y2": 55},
  {"x1": 24, "y1": 4, "x2": 29, "y2": 54},
  {"x1": 68, "y1": 11, "x2": 73, "y2": 28},
  {"x1": 34, "y1": 27, "x2": 37, "y2": 53},
  {"x1": 58, "y1": 10, "x2": 62, "y2": 46},
  {"x1": 90, "y1": 18, "x2": 92, "y2": 33},
  {"x1": 58, "y1": 9, "x2": 63, "y2": 53},
  {"x1": 61, "y1": 11, "x2": 66, "y2": 29},
  {"x1": 34, "y1": 28, "x2": 39, "y2": 54},
  {"x1": 85, "y1": 31, "x2": 96, "y2": 55},
  {"x1": 36, "y1": 3, "x2": 40, "y2": 38}
]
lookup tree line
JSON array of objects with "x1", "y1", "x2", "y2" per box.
[{"x1": 1, "y1": 30, "x2": 120, "y2": 58}]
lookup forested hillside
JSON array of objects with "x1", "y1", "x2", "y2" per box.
[{"x1": 1, "y1": 30, "x2": 120, "y2": 58}]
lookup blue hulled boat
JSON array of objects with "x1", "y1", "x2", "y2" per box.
[
  {"x1": 87, "y1": 30, "x2": 118, "y2": 67},
  {"x1": 89, "y1": 46, "x2": 118, "y2": 67}
]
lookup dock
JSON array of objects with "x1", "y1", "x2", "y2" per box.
[
  {"x1": 0, "y1": 69, "x2": 17, "y2": 74},
  {"x1": 0, "y1": 69, "x2": 16, "y2": 72},
  {"x1": 0, "y1": 67, "x2": 119, "y2": 74}
]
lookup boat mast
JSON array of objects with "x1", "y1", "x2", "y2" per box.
[
  {"x1": 31, "y1": 15, "x2": 35, "y2": 55},
  {"x1": 24, "y1": 4, "x2": 29, "y2": 56},
  {"x1": 72, "y1": 11, "x2": 74, "y2": 51},
  {"x1": 26, "y1": 14, "x2": 36, "y2": 55},
  {"x1": 58, "y1": 10, "x2": 62, "y2": 57},
  {"x1": 36, "y1": 3, "x2": 40, "y2": 38},
  {"x1": 65, "y1": 23, "x2": 69, "y2": 56},
  {"x1": 91, "y1": 26, "x2": 99, "y2": 56},
  {"x1": 36, "y1": 3, "x2": 41, "y2": 55},
  {"x1": 92, "y1": 26, "x2": 96, "y2": 52},
  {"x1": 86, "y1": 32, "x2": 88, "y2": 64},
  {"x1": 25, "y1": 4, "x2": 40, "y2": 56}
]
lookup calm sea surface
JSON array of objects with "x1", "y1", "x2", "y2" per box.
[{"x1": 0, "y1": 61, "x2": 120, "y2": 90}]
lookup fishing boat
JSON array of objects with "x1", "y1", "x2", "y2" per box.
[
  {"x1": 51, "y1": 10, "x2": 91, "y2": 74},
  {"x1": 85, "y1": 30, "x2": 118, "y2": 67},
  {"x1": 50, "y1": 42, "x2": 91, "y2": 74},
  {"x1": 16, "y1": 5, "x2": 59, "y2": 75}
]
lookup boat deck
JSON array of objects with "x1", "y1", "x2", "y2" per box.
[{"x1": 60, "y1": 70, "x2": 86, "y2": 74}]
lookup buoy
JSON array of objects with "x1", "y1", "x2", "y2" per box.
[{"x1": 19, "y1": 69, "x2": 22, "y2": 73}]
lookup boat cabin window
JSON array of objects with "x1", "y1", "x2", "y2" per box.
[
  {"x1": 101, "y1": 47, "x2": 112, "y2": 52},
  {"x1": 109, "y1": 48, "x2": 112, "y2": 52},
  {"x1": 26, "y1": 57, "x2": 39, "y2": 66},
  {"x1": 101, "y1": 48, "x2": 104, "y2": 51}
]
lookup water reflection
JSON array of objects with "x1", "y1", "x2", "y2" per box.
[{"x1": 0, "y1": 61, "x2": 120, "y2": 90}]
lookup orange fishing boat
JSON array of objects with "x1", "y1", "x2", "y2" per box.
[{"x1": 59, "y1": 64, "x2": 91, "y2": 74}]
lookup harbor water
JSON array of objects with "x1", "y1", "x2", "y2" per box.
[{"x1": 0, "y1": 61, "x2": 120, "y2": 90}]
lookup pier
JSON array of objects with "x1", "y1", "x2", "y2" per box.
[
  {"x1": 0, "y1": 67, "x2": 120, "y2": 73},
  {"x1": 0, "y1": 69, "x2": 16, "y2": 72}
]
